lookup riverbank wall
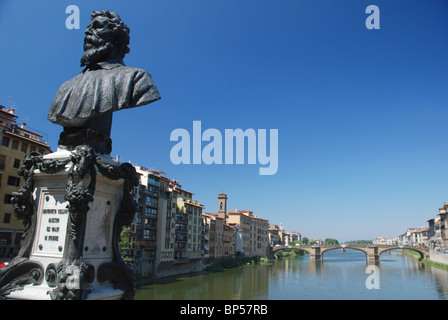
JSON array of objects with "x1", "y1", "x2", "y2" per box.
[
  {"x1": 154, "y1": 259, "x2": 213, "y2": 278},
  {"x1": 429, "y1": 249, "x2": 448, "y2": 265},
  {"x1": 135, "y1": 256, "x2": 267, "y2": 284},
  {"x1": 132, "y1": 257, "x2": 215, "y2": 280},
  {"x1": 401, "y1": 248, "x2": 448, "y2": 270}
]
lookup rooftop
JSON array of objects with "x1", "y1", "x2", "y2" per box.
[{"x1": 0, "y1": 105, "x2": 18, "y2": 118}]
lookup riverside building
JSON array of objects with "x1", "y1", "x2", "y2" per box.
[
  {"x1": 131, "y1": 166, "x2": 206, "y2": 277},
  {"x1": 203, "y1": 193, "x2": 234, "y2": 259},
  {"x1": 128, "y1": 170, "x2": 272, "y2": 278},
  {"x1": 227, "y1": 209, "x2": 269, "y2": 257},
  {"x1": 203, "y1": 193, "x2": 271, "y2": 258},
  {"x1": 0, "y1": 105, "x2": 52, "y2": 258}
]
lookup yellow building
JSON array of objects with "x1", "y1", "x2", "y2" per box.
[
  {"x1": 0, "y1": 106, "x2": 52, "y2": 258},
  {"x1": 205, "y1": 212, "x2": 234, "y2": 259},
  {"x1": 202, "y1": 212, "x2": 216, "y2": 257},
  {"x1": 176, "y1": 192, "x2": 204, "y2": 260},
  {"x1": 203, "y1": 193, "x2": 235, "y2": 259},
  {"x1": 227, "y1": 209, "x2": 269, "y2": 257}
]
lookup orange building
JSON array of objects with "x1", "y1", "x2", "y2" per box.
[
  {"x1": 0, "y1": 105, "x2": 52, "y2": 258},
  {"x1": 227, "y1": 209, "x2": 269, "y2": 257}
]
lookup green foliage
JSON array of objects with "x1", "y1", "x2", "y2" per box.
[
  {"x1": 344, "y1": 240, "x2": 373, "y2": 245},
  {"x1": 421, "y1": 259, "x2": 448, "y2": 271},
  {"x1": 119, "y1": 226, "x2": 133, "y2": 264},
  {"x1": 324, "y1": 238, "x2": 339, "y2": 245},
  {"x1": 301, "y1": 237, "x2": 317, "y2": 245},
  {"x1": 274, "y1": 248, "x2": 306, "y2": 257},
  {"x1": 260, "y1": 257, "x2": 270, "y2": 263}
]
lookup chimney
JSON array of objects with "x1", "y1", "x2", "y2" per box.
[{"x1": 21, "y1": 123, "x2": 26, "y2": 129}]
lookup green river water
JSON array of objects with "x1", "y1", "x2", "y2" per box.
[{"x1": 135, "y1": 249, "x2": 448, "y2": 300}]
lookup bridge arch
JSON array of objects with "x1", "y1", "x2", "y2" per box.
[
  {"x1": 270, "y1": 245, "x2": 429, "y2": 262},
  {"x1": 320, "y1": 246, "x2": 369, "y2": 257},
  {"x1": 272, "y1": 245, "x2": 372, "y2": 259},
  {"x1": 377, "y1": 246, "x2": 428, "y2": 261},
  {"x1": 272, "y1": 246, "x2": 313, "y2": 256},
  {"x1": 272, "y1": 246, "x2": 312, "y2": 253}
]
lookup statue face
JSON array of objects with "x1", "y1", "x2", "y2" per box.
[
  {"x1": 81, "y1": 16, "x2": 115, "y2": 66},
  {"x1": 80, "y1": 12, "x2": 130, "y2": 67},
  {"x1": 85, "y1": 16, "x2": 113, "y2": 41}
]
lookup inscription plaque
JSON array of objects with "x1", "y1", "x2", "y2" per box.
[{"x1": 34, "y1": 191, "x2": 69, "y2": 256}]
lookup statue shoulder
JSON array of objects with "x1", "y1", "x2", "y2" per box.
[
  {"x1": 120, "y1": 65, "x2": 155, "y2": 80},
  {"x1": 119, "y1": 66, "x2": 161, "y2": 106}
]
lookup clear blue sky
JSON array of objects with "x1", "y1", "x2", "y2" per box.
[{"x1": 1, "y1": 0, "x2": 448, "y2": 242}]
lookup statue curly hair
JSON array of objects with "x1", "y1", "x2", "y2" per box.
[{"x1": 81, "y1": 10, "x2": 131, "y2": 67}]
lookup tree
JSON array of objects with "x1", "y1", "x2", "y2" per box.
[
  {"x1": 302, "y1": 237, "x2": 309, "y2": 245},
  {"x1": 324, "y1": 238, "x2": 339, "y2": 245},
  {"x1": 344, "y1": 240, "x2": 373, "y2": 245}
]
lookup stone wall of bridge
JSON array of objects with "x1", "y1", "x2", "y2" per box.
[{"x1": 271, "y1": 245, "x2": 430, "y2": 262}]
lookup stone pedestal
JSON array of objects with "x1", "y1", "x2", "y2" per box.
[{"x1": 0, "y1": 147, "x2": 138, "y2": 300}]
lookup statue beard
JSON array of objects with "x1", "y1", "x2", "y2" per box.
[{"x1": 80, "y1": 34, "x2": 114, "y2": 67}]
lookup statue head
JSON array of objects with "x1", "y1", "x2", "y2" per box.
[{"x1": 80, "y1": 10, "x2": 130, "y2": 67}]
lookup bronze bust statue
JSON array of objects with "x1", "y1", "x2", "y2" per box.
[{"x1": 48, "y1": 10, "x2": 161, "y2": 154}]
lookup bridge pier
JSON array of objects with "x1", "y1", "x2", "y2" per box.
[
  {"x1": 366, "y1": 246, "x2": 379, "y2": 262},
  {"x1": 310, "y1": 246, "x2": 322, "y2": 261},
  {"x1": 266, "y1": 246, "x2": 275, "y2": 260}
]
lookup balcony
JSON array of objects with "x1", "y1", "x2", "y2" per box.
[
  {"x1": 146, "y1": 189, "x2": 159, "y2": 197},
  {"x1": 176, "y1": 215, "x2": 188, "y2": 224},
  {"x1": 175, "y1": 236, "x2": 187, "y2": 243},
  {"x1": 146, "y1": 202, "x2": 158, "y2": 209},
  {"x1": 147, "y1": 178, "x2": 160, "y2": 187}
]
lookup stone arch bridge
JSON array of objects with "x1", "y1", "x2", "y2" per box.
[{"x1": 270, "y1": 244, "x2": 429, "y2": 262}]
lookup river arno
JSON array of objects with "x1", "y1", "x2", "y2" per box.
[{"x1": 134, "y1": 250, "x2": 448, "y2": 300}]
